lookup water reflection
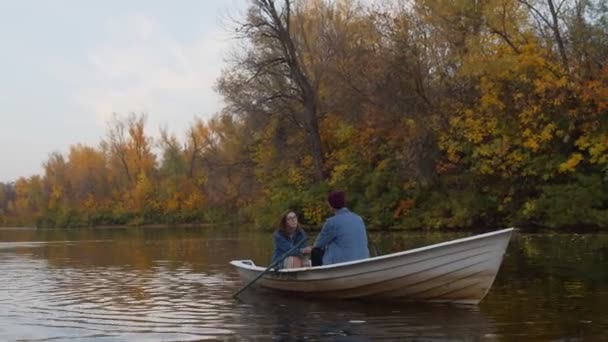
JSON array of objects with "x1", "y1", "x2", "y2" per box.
[
  {"x1": 0, "y1": 255, "x2": 235, "y2": 341},
  {"x1": 0, "y1": 227, "x2": 607, "y2": 341},
  {"x1": 234, "y1": 293, "x2": 497, "y2": 341}
]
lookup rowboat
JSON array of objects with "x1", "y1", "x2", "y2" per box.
[{"x1": 230, "y1": 228, "x2": 514, "y2": 304}]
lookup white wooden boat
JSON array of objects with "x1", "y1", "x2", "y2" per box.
[{"x1": 231, "y1": 228, "x2": 513, "y2": 304}]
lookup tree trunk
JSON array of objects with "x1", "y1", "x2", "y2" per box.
[
  {"x1": 266, "y1": 0, "x2": 326, "y2": 180},
  {"x1": 305, "y1": 106, "x2": 325, "y2": 180},
  {"x1": 547, "y1": 0, "x2": 569, "y2": 72}
]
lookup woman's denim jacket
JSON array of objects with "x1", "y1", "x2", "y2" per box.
[{"x1": 271, "y1": 228, "x2": 308, "y2": 267}]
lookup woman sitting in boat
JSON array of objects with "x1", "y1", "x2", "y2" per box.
[{"x1": 272, "y1": 210, "x2": 310, "y2": 269}]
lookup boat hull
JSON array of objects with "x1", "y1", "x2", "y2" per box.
[{"x1": 231, "y1": 228, "x2": 513, "y2": 304}]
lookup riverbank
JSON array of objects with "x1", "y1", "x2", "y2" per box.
[{"x1": 2, "y1": 222, "x2": 606, "y2": 233}]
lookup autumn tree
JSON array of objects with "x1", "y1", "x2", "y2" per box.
[
  {"x1": 3, "y1": 0, "x2": 607, "y2": 230},
  {"x1": 103, "y1": 113, "x2": 155, "y2": 187},
  {"x1": 0, "y1": 182, "x2": 15, "y2": 223},
  {"x1": 13, "y1": 176, "x2": 45, "y2": 222},
  {"x1": 42, "y1": 152, "x2": 68, "y2": 213},
  {"x1": 202, "y1": 114, "x2": 258, "y2": 210},
  {"x1": 65, "y1": 144, "x2": 109, "y2": 211},
  {"x1": 158, "y1": 128, "x2": 187, "y2": 218},
  {"x1": 218, "y1": 0, "x2": 327, "y2": 181}
]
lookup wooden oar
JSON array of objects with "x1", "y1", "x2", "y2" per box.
[{"x1": 232, "y1": 238, "x2": 307, "y2": 299}]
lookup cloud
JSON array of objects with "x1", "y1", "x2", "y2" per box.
[{"x1": 68, "y1": 13, "x2": 230, "y2": 136}]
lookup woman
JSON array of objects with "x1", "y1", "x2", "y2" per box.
[{"x1": 272, "y1": 210, "x2": 309, "y2": 268}]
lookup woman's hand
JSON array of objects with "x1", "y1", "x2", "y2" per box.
[{"x1": 301, "y1": 246, "x2": 312, "y2": 254}]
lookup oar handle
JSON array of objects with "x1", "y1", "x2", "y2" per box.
[{"x1": 233, "y1": 238, "x2": 307, "y2": 299}]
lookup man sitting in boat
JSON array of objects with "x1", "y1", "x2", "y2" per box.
[
  {"x1": 272, "y1": 210, "x2": 309, "y2": 269},
  {"x1": 302, "y1": 191, "x2": 370, "y2": 265}
]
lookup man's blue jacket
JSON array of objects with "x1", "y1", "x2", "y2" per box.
[{"x1": 313, "y1": 208, "x2": 369, "y2": 265}]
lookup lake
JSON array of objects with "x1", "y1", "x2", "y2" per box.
[{"x1": 0, "y1": 226, "x2": 607, "y2": 341}]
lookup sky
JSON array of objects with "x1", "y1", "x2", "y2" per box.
[{"x1": 0, "y1": 0, "x2": 247, "y2": 182}]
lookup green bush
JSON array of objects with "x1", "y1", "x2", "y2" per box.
[{"x1": 527, "y1": 174, "x2": 608, "y2": 228}]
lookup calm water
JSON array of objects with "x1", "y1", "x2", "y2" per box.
[{"x1": 0, "y1": 227, "x2": 607, "y2": 341}]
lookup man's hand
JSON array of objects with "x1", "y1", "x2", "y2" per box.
[{"x1": 301, "y1": 246, "x2": 313, "y2": 254}]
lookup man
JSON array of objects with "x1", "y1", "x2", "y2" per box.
[{"x1": 303, "y1": 191, "x2": 369, "y2": 265}]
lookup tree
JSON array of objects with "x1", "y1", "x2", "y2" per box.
[
  {"x1": 0, "y1": 182, "x2": 15, "y2": 216},
  {"x1": 518, "y1": 0, "x2": 570, "y2": 70},
  {"x1": 65, "y1": 144, "x2": 109, "y2": 207},
  {"x1": 218, "y1": 0, "x2": 326, "y2": 180},
  {"x1": 43, "y1": 152, "x2": 68, "y2": 211},
  {"x1": 13, "y1": 176, "x2": 44, "y2": 220},
  {"x1": 103, "y1": 114, "x2": 134, "y2": 187},
  {"x1": 103, "y1": 113, "x2": 155, "y2": 187}
]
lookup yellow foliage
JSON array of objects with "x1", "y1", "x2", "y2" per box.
[
  {"x1": 582, "y1": 73, "x2": 608, "y2": 111},
  {"x1": 478, "y1": 162, "x2": 495, "y2": 175},
  {"x1": 335, "y1": 124, "x2": 354, "y2": 143},
  {"x1": 251, "y1": 117, "x2": 280, "y2": 168},
  {"x1": 287, "y1": 167, "x2": 305, "y2": 187},
  {"x1": 480, "y1": 91, "x2": 505, "y2": 111},
  {"x1": 518, "y1": 106, "x2": 540, "y2": 125},
  {"x1": 301, "y1": 156, "x2": 313, "y2": 169},
  {"x1": 302, "y1": 203, "x2": 325, "y2": 225},
  {"x1": 438, "y1": 135, "x2": 460, "y2": 163},
  {"x1": 132, "y1": 172, "x2": 154, "y2": 212},
  {"x1": 165, "y1": 193, "x2": 181, "y2": 213},
  {"x1": 508, "y1": 150, "x2": 524, "y2": 163},
  {"x1": 540, "y1": 123, "x2": 556, "y2": 142},
  {"x1": 462, "y1": 118, "x2": 484, "y2": 143},
  {"x1": 559, "y1": 153, "x2": 584, "y2": 173},
  {"x1": 523, "y1": 137, "x2": 540, "y2": 151},
  {"x1": 48, "y1": 184, "x2": 63, "y2": 209},
  {"x1": 84, "y1": 194, "x2": 96, "y2": 212},
  {"x1": 575, "y1": 135, "x2": 591, "y2": 150},
  {"x1": 575, "y1": 134, "x2": 608, "y2": 165},
  {"x1": 329, "y1": 164, "x2": 351, "y2": 186},
  {"x1": 588, "y1": 138, "x2": 608, "y2": 164},
  {"x1": 196, "y1": 175, "x2": 207, "y2": 187},
  {"x1": 183, "y1": 192, "x2": 203, "y2": 211},
  {"x1": 522, "y1": 200, "x2": 537, "y2": 218}
]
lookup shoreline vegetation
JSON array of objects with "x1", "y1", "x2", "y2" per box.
[
  {"x1": 1, "y1": 0, "x2": 607, "y2": 231},
  {"x1": 1, "y1": 223, "x2": 606, "y2": 235}
]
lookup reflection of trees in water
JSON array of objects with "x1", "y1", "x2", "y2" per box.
[
  {"x1": 2, "y1": 226, "x2": 271, "y2": 270},
  {"x1": 234, "y1": 293, "x2": 495, "y2": 341},
  {"x1": 486, "y1": 233, "x2": 608, "y2": 340},
  {"x1": 0, "y1": 226, "x2": 247, "y2": 314},
  {"x1": 3, "y1": 227, "x2": 608, "y2": 340}
]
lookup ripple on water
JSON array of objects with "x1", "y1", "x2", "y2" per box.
[{"x1": 0, "y1": 255, "x2": 237, "y2": 341}]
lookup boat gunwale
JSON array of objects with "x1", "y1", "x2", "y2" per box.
[
  {"x1": 258, "y1": 242, "x2": 504, "y2": 283},
  {"x1": 230, "y1": 227, "x2": 514, "y2": 272}
]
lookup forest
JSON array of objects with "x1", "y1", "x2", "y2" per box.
[{"x1": 0, "y1": 0, "x2": 607, "y2": 230}]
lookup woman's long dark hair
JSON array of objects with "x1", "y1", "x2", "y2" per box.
[{"x1": 278, "y1": 209, "x2": 299, "y2": 236}]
